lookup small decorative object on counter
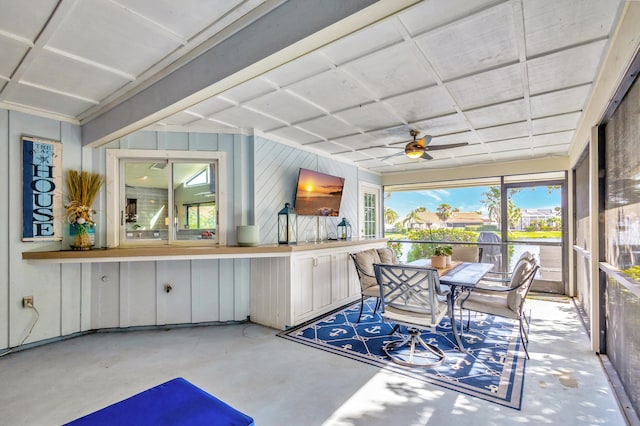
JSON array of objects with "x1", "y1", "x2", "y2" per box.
[
  {"x1": 278, "y1": 202, "x2": 297, "y2": 245},
  {"x1": 64, "y1": 169, "x2": 104, "y2": 250},
  {"x1": 237, "y1": 225, "x2": 260, "y2": 246},
  {"x1": 337, "y1": 217, "x2": 352, "y2": 240},
  {"x1": 201, "y1": 230, "x2": 214, "y2": 239}
]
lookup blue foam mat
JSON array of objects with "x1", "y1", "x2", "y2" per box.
[{"x1": 65, "y1": 377, "x2": 254, "y2": 426}]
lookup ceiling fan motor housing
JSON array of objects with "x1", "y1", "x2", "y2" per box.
[{"x1": 405, "y1": 141, "x2": 425, "y2": 158}]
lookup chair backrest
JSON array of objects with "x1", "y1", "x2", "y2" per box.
[
  {"x1": 351, "y1": 248, "x2": 400, "y2": 292},
  {"x1": 376, "y1": 247, "x2": 399, "y2": 264},
  {"x1": 374, "y1": 263, "x2": 450, "y2": 326},
  {"x1": 451, "y1": 246, "x2": 481, "y2": 262},
  {"x1": 507, "y1": 256, "x2": 534, "y2": 288},
  {"x1": 507, "y1": 261, "x2": 539, "y2": 313},
  {"x1": 350, "y1": 249, "x2": 381, "y2": 291},
  {"x1": 513, "y1": 251, "x2": 534, "y2": 269}
]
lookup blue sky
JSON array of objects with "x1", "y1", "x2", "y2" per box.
[{"x1": 385, "y1": 186, "x2": 561, "y2": 219}]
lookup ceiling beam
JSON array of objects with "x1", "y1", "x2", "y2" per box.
[{"x1": 81, "y1": 0, "x2": 422, "y2": 147}]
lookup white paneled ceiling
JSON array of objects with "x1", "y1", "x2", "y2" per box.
[
  {"x1": 0, "y1": 0, "x2": 626, "y2": 174},
  {"x1": 0, "y1": 0, "x2": 275, "y2": 118}
]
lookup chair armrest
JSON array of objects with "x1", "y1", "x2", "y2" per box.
[
  {"x1": 479, "y1": 276, "x2": 510, "y2": 283},
  {"x1": 473, "y1": 283, "x2": 513, "y2": 292}
]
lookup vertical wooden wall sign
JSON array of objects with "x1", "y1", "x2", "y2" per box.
[{"x1": 22, "y1": 136, "x2": 63, "y2": 241}]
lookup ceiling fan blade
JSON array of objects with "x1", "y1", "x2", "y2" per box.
[
  {"x1": 420, "y1": 152, "x2": 434, "y2": 160},
  {"x1": 381, "y1": 151, "x2": 405, "y2": 161},
  {"x1": 425, "y1": 142, "x2": 469, "y2": 151},
  {"x1": 423, "y1": 135, "x2": 433, "y2": 146}
]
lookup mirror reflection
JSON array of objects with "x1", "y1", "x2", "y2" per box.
[
  {"x1": 123, "y1": 160, "x2": 217, "y2": 242},
  {"x1": 173, "y1": 162, "x2": 217, "y2": 241}
]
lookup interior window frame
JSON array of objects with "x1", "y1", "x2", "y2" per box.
[{"x1": 106, "y1": 149, "x2": 226, "y2": 247}]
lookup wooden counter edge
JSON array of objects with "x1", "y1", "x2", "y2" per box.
[{"x1": 22, "y1": 238, "x2": 388, "y2": 263}]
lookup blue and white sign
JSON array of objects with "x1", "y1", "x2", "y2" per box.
[{"x1": 22, "y1": 136, "x2": 62, "y2": 241}]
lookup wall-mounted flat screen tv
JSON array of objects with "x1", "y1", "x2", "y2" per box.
[{"x1": 294, "y1": 168, "x2": 345, "y2": 216}]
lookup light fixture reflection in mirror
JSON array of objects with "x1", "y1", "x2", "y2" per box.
[{"x1": 150, "y1": 205, "x2": 166, "y2": 229}]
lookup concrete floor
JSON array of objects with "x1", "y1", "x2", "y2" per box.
[{"x1": 0, "y1": 298, "x2": 628, "y2": 426}]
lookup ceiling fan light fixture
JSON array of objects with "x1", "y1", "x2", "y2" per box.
[{"x1": 405, "y1": 142, "x2": 424, "y2": 159}]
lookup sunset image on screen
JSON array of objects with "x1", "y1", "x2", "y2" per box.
[{"x1": 294, "y1": 169, "x2": 344, "y2": 216}]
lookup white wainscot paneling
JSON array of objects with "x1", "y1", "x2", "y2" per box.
[
  {"x1": 61, "y1": 263, "x2": 81, "y2": 336},
  {"x1": 157, "y1": 260, "x2": 191, "y2": 325},
  {"x1": 12, "y1": 263, "x2": 61, "y2": 346},
  {"x1": 250, "y1": 257, "x2": 290, "y2": 329},
  {"x1": 191, "y1": 259, "x2": 221, "y2": 323},
  {"x1": 233, "y1": 258, "x2": 251, "y2": 321},
  {"x1": 91, "y1": 262, "x2": 120, "y2": 329},
  {"x1": 218, "y1": 259, "x2": 235, "y2": 321},
  {"x1": 331, "y1": 253, "x2": 349, "y2": 303},
  {"x1": 120, "y1": 262, "x2": 156, "y2": 327}
]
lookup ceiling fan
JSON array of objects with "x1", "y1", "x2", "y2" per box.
[{"x1": 382, "y1": 129, "x2": 469, "y2": 160}]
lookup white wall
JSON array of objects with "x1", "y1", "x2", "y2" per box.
[
  {"x1": 1, "y1": 124, "x2": 381, "y2": 350},
  {"x1": 2, "y1": 110, "x2": 85, "y2": 348},
  {"x1": 254, "y1": 135, "x2": 378, "y2": 243}
]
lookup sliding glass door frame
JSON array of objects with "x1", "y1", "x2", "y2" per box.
[{"x1": 502, "y1": 175, "x2": 568, "y2": 294}]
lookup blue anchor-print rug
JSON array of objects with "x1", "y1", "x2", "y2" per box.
[{"x1": 278, "y1": 298, "x2": 526, "y2": 409}]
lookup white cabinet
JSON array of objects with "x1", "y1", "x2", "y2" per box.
[
  {"x1": 291, "y1": 253, "x2": 332, "y2": 324},
  {"x1": 250, "y1": 240, "x2": 385, "y2": 330}
]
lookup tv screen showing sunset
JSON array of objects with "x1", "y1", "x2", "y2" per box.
[{"x1": 294, "y1": 168, "x2": 344, "y2": 216}]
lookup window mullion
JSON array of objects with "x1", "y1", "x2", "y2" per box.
[{"x1": 168, "y1": 160, "x2": 175, "y2": 244}]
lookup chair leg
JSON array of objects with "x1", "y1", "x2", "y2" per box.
[
  {"x1": 357, "y1": 296, "x2": 365, "y2": 322},
  {"x1": 519, "y1": 318, "x2": 530, "y2": 359},
  {"x1": 523, "y1": 309, "x2": 531, "y2": 331},
  {"x1": 382, "y1": 328, "x2": 445, "y2": 368},
  {"x1": 520, "y1": 316, "x2": 529, "y2": 343}
]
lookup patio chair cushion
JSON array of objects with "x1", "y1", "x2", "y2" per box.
[
  {"x1": 377, "y1": 248, "x2": 399, "y2": 264},
  {"x1": 507, "y1": 259, "x2": 534, "y2": 311},
  {"x1": 354, "y1": 249, "x2": 381, "y2": 290},
  {"x1": 383, "y1": 302, "x2": 448, "y2": 328},
  {"x1": 459, "y1": 292, "x2": 517, "y2": 320}
]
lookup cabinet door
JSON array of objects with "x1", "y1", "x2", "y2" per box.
[
  {"x1": 312, "y1": 255, "x2": 332, "y2": 310},
  {"x1": 331, "y1": 253, "x2": 349, "y2": 303},
  {"x1": 293, "y1": 256, "x2": 315, "y2": 320},
  {"x1": 348, "y1": 256, "x2": 362, "y2": 297}
]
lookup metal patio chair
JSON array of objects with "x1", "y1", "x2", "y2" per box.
[{"x1": 374, "y1": 263, "x2": 451, "y2": 368}]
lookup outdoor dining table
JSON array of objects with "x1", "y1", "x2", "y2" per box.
[{"x1": 408, "y1": 259, "x2": 494, "y2": 352}]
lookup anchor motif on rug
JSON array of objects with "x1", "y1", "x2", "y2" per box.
[{"x1": 278, "y1": 299, "x2": 528, "y2": 410}]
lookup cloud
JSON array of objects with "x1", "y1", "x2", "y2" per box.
[{"x1": 418, "y1": 190, "x2": 443, "y2": 202}]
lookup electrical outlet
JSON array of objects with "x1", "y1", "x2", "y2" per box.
[{"x1": 22, "y1": 296, "x2": 34, "y2": 308}]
